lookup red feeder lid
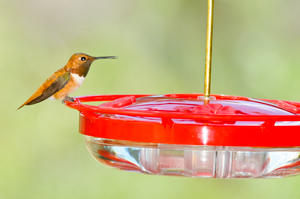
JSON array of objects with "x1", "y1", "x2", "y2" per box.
[{"x1": 65, "y1": 94, "x2": 300, "y2": 147}]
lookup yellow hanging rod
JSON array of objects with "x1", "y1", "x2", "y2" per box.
[{"x1": 204, "y1": 0, "x2": 214, "y2": 100}]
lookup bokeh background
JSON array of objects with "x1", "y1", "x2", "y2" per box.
[{"x1": 2, "y1": 0, "x2": 300, "y2": 198}]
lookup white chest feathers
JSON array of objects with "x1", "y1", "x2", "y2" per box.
[{"x1": 71, "y1": 73, "x2": 85, "y2": 86}]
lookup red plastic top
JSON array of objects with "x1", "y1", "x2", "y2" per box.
[{"x1": 65, "y1": 94, "x2": 300, "y2": 147}]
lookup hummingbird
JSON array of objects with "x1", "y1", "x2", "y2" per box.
[{"x1": 18, "y1": 53, "x2": 116, "y2": 109}]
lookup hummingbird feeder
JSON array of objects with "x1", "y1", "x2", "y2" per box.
[{"x1": 65, "y1": 0, "x2": 300, "y2": 178}]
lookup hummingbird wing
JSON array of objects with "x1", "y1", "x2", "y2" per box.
[{"x1": 18, "y1": 69, "x2": 70, "y2": 109}]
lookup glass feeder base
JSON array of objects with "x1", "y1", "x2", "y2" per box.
[{"x1": 85, "y1": 136, "x2": 300, "y2": 178}]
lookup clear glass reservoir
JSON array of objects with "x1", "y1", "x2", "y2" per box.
[{"x1": 86, "y1": 137, "x2": 300, "y2": 178}]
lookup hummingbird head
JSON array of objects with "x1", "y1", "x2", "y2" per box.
[{"x1": 65, "y1": 53, "x2": 116, "y2": 77}]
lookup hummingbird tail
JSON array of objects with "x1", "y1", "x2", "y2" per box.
[{"x1": 17, "y1": 103, "x2": 26, "y2": 110}]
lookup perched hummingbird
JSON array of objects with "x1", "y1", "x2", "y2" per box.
[{"x1": 18, "y1": 53, "x2": 116, "y2": 109}]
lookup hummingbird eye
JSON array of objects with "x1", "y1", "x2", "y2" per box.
[{"x1": 80, "y1": 57, "x2": 86, "y2": 61}]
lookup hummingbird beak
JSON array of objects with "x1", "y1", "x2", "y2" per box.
[{"x1": 93, "y1": 56, "x2": 117, "y2": 60}]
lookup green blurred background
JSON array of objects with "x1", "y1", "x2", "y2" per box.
[{"x1": 2, "y1": 0, "x2": 300, "y2": 198}]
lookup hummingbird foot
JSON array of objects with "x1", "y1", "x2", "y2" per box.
[{"x1": 62, "y1": 96, "x2": 75, "y2": 103}]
